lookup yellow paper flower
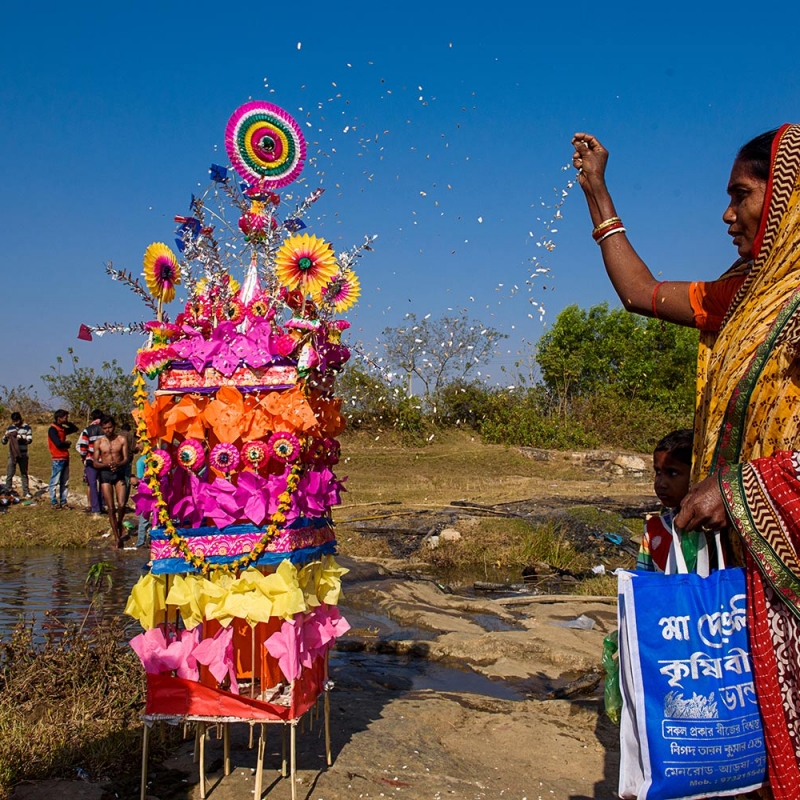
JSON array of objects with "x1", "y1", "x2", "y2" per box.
[
  {"x1": 316, "y1": 269, "x2": 361, "y2": 312},
  {"x1": 143, "y1": 242, "x2": 181, "y2": 303},
  {"x1": 275, "y1": 234, "x2": 338, "y2": 296}
]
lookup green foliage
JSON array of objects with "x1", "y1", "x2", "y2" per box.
[
  {"x1": 480, "y1": 387, "x2": 600, "y2": 450},
  {"x1": 41, "y1": 348, "x2": 135, "y2": 426},
  {"x1": 336, "y1": 362, "x2": 401, "y2": 427},
  {"x1": 434, "y1": 379, "x2": 495, "y2": 427},
  {"x1": 536, "y1": 303, "x2": 699, "y2": 415}
]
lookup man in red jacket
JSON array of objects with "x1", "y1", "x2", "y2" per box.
[{"x1": 48, "y1": 409, "x2": 78, "y2": 509}]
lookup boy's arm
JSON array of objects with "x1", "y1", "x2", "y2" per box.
[
  {"x1": 20, "y1": 426, "x2": 32, "y2": 444},
  {"x1": 121, "y1": 438, "x2": 129, "y2": 466}
]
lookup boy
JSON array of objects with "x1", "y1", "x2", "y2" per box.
[
  {"x1": 636, "y1": 429, "x2": 701, "y2": 572},
  {"x1": 3, "y1": 412, "x2": 33, "y2": 498},
  {"x1": 48, "y1": 410, "x2": 79, "y2": 508},
  {"x1": 93, "y1": 415, "x2": 129, "y2": 548}
]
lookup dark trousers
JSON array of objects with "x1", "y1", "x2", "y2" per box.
[
  {"x1": 5, "y1": 455, "x2": 29, "y2": 496},
  {"x1": 84, "y1": 462, "x2": 102, "y2": 513}
]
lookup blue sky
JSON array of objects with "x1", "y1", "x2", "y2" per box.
[{"x1": 3, "y1": 2, "x2": 800, "y2": 400}]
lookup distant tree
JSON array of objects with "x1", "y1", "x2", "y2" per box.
[
  {"x1": 42, "y1": 348, "x2": 135, "y2": 425},
  {"x1": 382, "y1": 311, "x2": 507, "y2": 404},
  {"x1": 535, "y1": 303, "x2": 699, "y2": 416},
  {"x1": 0, "y1": 384, "x2": 50, "y2": 422}
]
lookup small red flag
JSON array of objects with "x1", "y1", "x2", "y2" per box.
[{"x1": 77, "y1": 324, "x2": 93, "y2": 342}]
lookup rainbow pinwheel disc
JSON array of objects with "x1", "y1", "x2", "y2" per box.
[{"x1": 224, "y1": 101, "x2": 306, "y2": 188}]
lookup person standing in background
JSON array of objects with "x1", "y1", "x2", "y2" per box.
[
  {"x1": 3, "y1": 412, "x2": 33, "y2": 499},
  {"x1": 48, "y1": 409, "x2": 78, "y2": 509},
  {"x1": 76, "y1": 409, "x2": 104, "y2": 515}
]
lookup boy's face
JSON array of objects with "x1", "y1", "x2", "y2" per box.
[{"x1": 653, "y1": 451, "x2": 691, "y2": 509}]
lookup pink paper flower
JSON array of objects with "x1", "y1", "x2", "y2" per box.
[
  {"x1": 177, "y1": 439, "x2": 205, "y2": 472},
  {"x1": 193, "y1": 626, "x2": 239, "y2": 694},
  {"x1": 129, "y1": 626, "x2": 200, "y2": 681},
  {"x1": 233, "y1": 470, "x2": 270, "y2": 526},
  {"x1": 198, "y1": 477, "x2": 240, "y2": 528},
  {"x1": 150, "y1": 449, "x2": 172, "y2": 478},
  {"x1": 209, "y1": 443, "x2": 240, "y2": 474},
  {"x1": 268, "y1": 431, "x2": 301, "y2": 463}
]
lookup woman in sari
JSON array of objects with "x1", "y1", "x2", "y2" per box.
[{"x1": 573, "y1": 125, "x2": 800, "y2": 798}]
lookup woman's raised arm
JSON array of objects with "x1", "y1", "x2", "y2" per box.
[{"x1": 572, "y1": 133, "x2": 695, "y2": 326}]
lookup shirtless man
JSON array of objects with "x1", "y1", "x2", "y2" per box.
[{"x1": 93, "y1": 415, "x2": 129, "y2": 548}]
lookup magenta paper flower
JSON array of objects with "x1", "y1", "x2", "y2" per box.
[
  {"x1": 241, "y1": 440, "x2": 269, "y2": 471},
  {"x1": 172, "y1": 325, "x2": 221, "y2": 373},
  {"x1": 228, "y1": 322, "x2": 276, "y2": 369},
  {"x1": 198, "y1": 477, "x2": 240, "y2": 528},
  {"x1": 233, "y1": 470, "x2": 270, "y2": 526},
  {"x1": 295, "y1": 467, "x2": 343, "y2": 516},
  {"x1": 177, "y1": 439, "x2": 205, "y2": 472},
  {"x1": 192, "y1": 626, "x2": 239, "y2": 694},
  {"x1": 129, "y1": 626, "x2": 200, "y2": 680},
  {"x1": 171, "y1": 473, "x2": 205, "y2": 527},
  {"x1": 150, "y1": 449, "x2": 172, "y2": 478},
  {"x1": 209, "y1": 443, "x2": 240, "y2": 474},
  {"x1": 134, "y1": 480, "x2": 156, "y2": 517},
  {"x1": 268, "y1": 431, "x2": 301, "y2": 462}
]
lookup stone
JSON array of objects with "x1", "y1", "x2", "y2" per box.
[{"x1": 439, "y1": 528, "x2": 462, "y2": 542}]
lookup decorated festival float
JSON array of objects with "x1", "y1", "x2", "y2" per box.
[{"x1": 86, "y1": 100, "x2": 373, "y2": 799}]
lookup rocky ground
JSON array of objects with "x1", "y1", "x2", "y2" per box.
[{"x1": 10, "y1": 449, "x2": 655, "y2": 800}]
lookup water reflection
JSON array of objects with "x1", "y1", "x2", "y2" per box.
[{"x1": 0, "y1": 548, "x2": 148, "y2": 639}]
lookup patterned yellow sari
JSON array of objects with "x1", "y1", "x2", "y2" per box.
[{"x1": 696, "y1": 124, "x2": 800, "y2": 799}]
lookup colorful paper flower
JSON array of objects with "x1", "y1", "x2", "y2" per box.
[
  {"x1": 217, "y1": 297, "x2": 246, "y2": 325},
  {"x1": 145, "y1": 320, "x2": 181, "y2": 342},
  {"x1": 209, "y1": 442, "x2": 240, "y2": 474},
  {"x1": 247, "y1": 295, "x2": 274, "y2": 322},
  {"x1": 150, "y1": 449, "x2": 172, "y2": 478},
  {"x1": 143, "y1": 243, "x2": 181, "y2": 303},
  {"x1": 275, "y1": 234, "x2": 338, "y2": 295},
  {"x1": 184, "y1": 296, "x2": 212, "y2": 327},
  {"x1": 318, "y1": 269, "x2": 361, "y2": 312},
  {"x1": 135, "y1": 346, "x2": 174, "y2": 379},
  {"x1": 177, "y1": 439, "x2": 205, "y2": 472},
  {"x1": 241, "y1": 440, "x2": 268, "y2": 470},
  {"x1": 267, "y1": 431, "x2": 301, "y2": 462}
]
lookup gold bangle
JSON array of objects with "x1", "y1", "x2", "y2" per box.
[{"x1": 592, "y1": 216, "x2": 622, "y2": 236}]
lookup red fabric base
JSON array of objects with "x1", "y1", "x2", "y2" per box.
[{"x1": 145, "y1": 656, "x2": 324, "y2": 721}]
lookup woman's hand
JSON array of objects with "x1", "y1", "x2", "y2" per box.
[
  {"x1": 572, "y1": 133, "x2": 609, "y2": 195},
  {"x1": 674, "y1": 475, "x2": 730, "y2": 532}
]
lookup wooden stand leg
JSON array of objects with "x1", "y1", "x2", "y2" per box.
[
  {"x1": 254, "y1": 723, "x2": 266, "y2": 800},
  {"x1": 249, "y1": 721, "x2": 254, "y2": 749},
  {"x1": 325, "y1": 690, "x2": 332, "y2": 767},
  {"x1": 193, "y1": 723, "x2": 201, "y2": 763},
  {"x1": 198, "y1": 722, "x2": 207, "y2": 799},
  {"x1": 290, "y1": 722, "x2": 297, "y2": 800},
  {"x1": 223, "y1": 723, "x2": 230, "y2": 776},
  {"x1": 140, "y1": 723, "x2": 150, "y2": 800},
  {"x1": 281, "y1": 723, "x2": 287, "y2": 778}
]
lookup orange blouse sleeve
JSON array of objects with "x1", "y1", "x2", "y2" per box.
[{"x1": 688, "y1": 274, "x2": 747, "y2": 332}]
